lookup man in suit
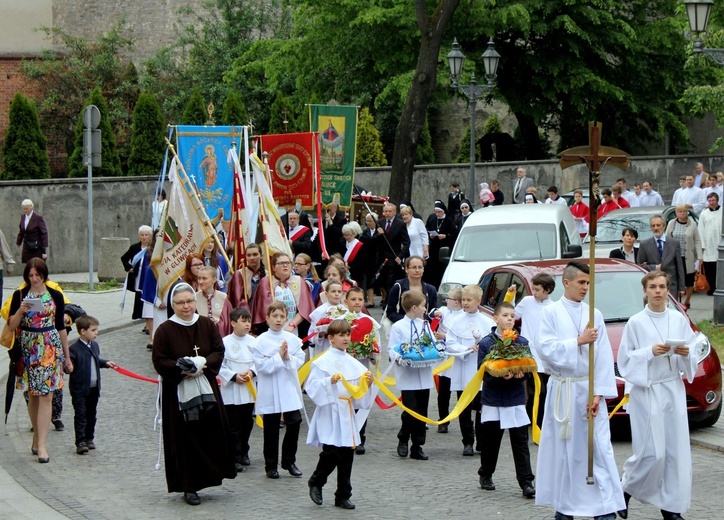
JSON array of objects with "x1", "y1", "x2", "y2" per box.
[
  {"x1": 637, "y1": 215, "x2": 686, "y2": 299},
  {"x1": 512, "y1": 167, "x2": 534, "y2": 204},
  {"x1": 16, "y1": 199, "x2": 49, "y2": 263},
  {"x1": 322, "y1": 202, "x2": 347, "y2": 256},
  {"x1": 376, "y1": 202, "x2": 410, "y2": 297}
]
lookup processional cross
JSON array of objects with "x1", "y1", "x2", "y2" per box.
[{"x1": 558, "y1": 122, "x2": 630, "y2": 485}]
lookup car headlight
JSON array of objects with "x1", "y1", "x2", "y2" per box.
[
  {"x1": 695, "y1": 332, "x2": 711, "y2": 364},
  {"x1": 438, "y1": 282, "x2": 462, "y2": 300}
]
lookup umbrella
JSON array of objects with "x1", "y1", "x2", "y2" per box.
[{"x1": 4, "y1": 344, "x2": 21, "y2": 424}]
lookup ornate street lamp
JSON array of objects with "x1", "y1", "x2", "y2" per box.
[
  {"x1": 684, "y1": 0, "x2": 724, "y2": 324},
  {"x1": 447, "y1": 38, "x2": 501, "y2": 199}
]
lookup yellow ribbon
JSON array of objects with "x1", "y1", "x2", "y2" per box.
[
  {"x1": 531, "y1": 372, "x2": 541, "y2": 444},
  {"x1": 297, "y1": 349, "x2": 329, "y2": 384},
  {"x1": 608, "y1": 393, "x2": 629, "y2": 420},
  {"x1": 245, "y1": 380, "x2": 264, "y2": 428},
  {"x1": 337, "y1": 373, "x2": 371, "y2": 400}
]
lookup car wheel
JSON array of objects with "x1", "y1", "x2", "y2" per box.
[{"x1": 691, "y1": 400, "x2": 722, "y2": 429}]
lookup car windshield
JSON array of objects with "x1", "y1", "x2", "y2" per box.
[
  {"x1": 546, "y1": 270, "x2": 681, "y2": 321},
  {"x1": 452, "y1": 224, "x2": 556, "y2": 262},
  {"x1": 584, "y1": 214, "x2": 653, "y2": 244}
]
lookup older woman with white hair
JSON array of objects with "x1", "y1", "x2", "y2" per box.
[
  {"x1": 16, "y1": 199, "x2": 49, "y2": 263},
  {"x1": 120, "y1": 225, "x2": 154, "y2": 322}
]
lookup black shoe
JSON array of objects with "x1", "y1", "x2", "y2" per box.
[
  {"x1": 147, "y1": 343, "x2": 153, "y2": 350},
  {"x1": 410, "y1": 447, "x2": 428, "y2": 460},
  {"x1": 239, "y1": 455, "x2": 250, "y2": 466},
  {"x1": 355, "y1": 444, "x2": 366, "y2": 455},
  {"x1": 397, "y1": 442, "x2": 408, "y2": 458},
  {"x1": 266, "y1": 469, "x2": 280, "y2": 479},
  {"x1": 661, "y1": 512, "x2": 684, "y2": 520},
  {"x1": 282, "y1": 463, "x2": 302, "y2": 477},
  {"x1": 554, "y1": 513, "x2": 573, "y2": 520},
  {"x1": 31, "y1": 447, "x2": 38, "y2": 455},
  {"x1": 479, "y1": 475, "x2": 495, "y2": 490},
  {"x1": 86, "y1": 440, "x2": 96, "y2": 450},
  {"x1": 437, "y1": 424, "x2": 448, "y2": 433},
  {"x1": 335, "y1": 499, "x2": 356, "y2": 510},
  {"x1": 462, "y1": 445, "x2": 474, "y2": 456},
  {"x1": 184, "y1": 492, "x2": 201, "y2": 506},
  {"x1": 522, "y1": 484, "x2": 535, "y2": 498},
  {"x1": 38, "y1": 456, "x2": 50, "y2": 463},
  {"x1": 76, "y1": 442, "x2": 89, "y2": 455},
  {"x1": 235, "y1": 462, "x2": 244, "y2": 472},
  {"x1": 52, "y1": 420, "x2": 64, "y2": 431},
  {"x1": 309, "y1": 485, "x2": 323, "y2": 505},
  {"x1": 617, "y1": 491, "x2": 631, "y2": 519}
]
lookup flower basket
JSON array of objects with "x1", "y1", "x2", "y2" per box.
[
  {"x1": 347, "y1": 316, "x2": 380, "y2": 359},
  {"x1": 393, "y1": 322, "x2": 447, "y2": 368},
  {"x1": 483, "y1": 330, "x2": 537, "y2": 377}
]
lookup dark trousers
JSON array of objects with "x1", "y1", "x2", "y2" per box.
[
  {"x1": 71, "y1": 387, "x2": 99, "y2": 446},
  {"x1": 226, "y1": 403, "x2": 254, "y2": 461},
  {"x1": 477, "y1": 420, "x2": 534, "y2": 489},
  {"x1": 437, "y1": 376, "x2": 451, "y2": 423},
  {"x1": 380, "y1": 261, "x2": 404, "y2": 294},
  {"x1": 308, "y1": 444, "x2": 355, "y2": 500},
  {"x1": 704, "y1": 260, "x2": 718, "y2": 294},
  {"x1": 458, "y1": 390, "x2": 481, "y2": 446},
  {"x1": 398, "y1": 389, "x2": 429, "y2": 448},
  {"x1": 262, "y1": 409, "x2": 301, "y2": 471}
]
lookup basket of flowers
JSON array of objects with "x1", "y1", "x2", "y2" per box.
[
  {"x1": 393, "y1": 323, "x2": 447, "y2": 368},
  {"x1": 347, "y1": 316, "x2": 381, "y2": 360},
  {"x1": 482, "y1": 329, "x2": 537, "y2": 377},
  {"x1": 314, "y1": 305, "x2": 348, "y2": 336}
]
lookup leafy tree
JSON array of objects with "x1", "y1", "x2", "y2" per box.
[
  {"x1": 181, "y1": 89, "x2": 208, "y2": 125},
  {"x1": 455, "y1": 126, "x2": 482, "y2": 164},
  {"x1": 415, "y1": 116, "x2": 436, "y2": 165},
  {"x1": 21, "y1": 24, "x2": 137, "y2": 175},
  {"x1": 128, "y1": 93, "x2": 166, "y2": 177},
  {"x1": 268, "y1": 91, "x2": 295, "y2": 133},
  {"x1": 1, "y1": 93, "x2": 50, "y2": 180},
  {"x1": 483, "y1": 114, "x2": 502, "y2": 135},
  {"x1": 356, "y1": 107, "x2": 387, "y2": 167},
  {"x1": 221, "y1": 91, "x2": 248, "y2": 126},
  {"x1": 67, "y1": 87, "x2": 123, "y2": 177}
]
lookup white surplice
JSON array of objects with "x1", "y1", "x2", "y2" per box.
[
  {"x1": 514, "y1": 295, "x2": 553, "y2": 371},
  {"x1": 387, "y1": 316, "x2": 434, "y2": 391},
  {"x1": 305, "y1": 348, "x2": 372, "y2": 447},
  {"x1": 535, "y1": 297, "x2": 625, "y2": 517},
  {"x1": 444, "y1": 311, "x2": 495, "y2": 391},
  {"x1": 249, "y1": 329, "x2": 304, "y2": 414},
  {"x1": 618, "y1": 306, "x2": 697, "y2": 514},
  {"x1": 219, "y1": 333, "x2": 257, "y2": 405}
]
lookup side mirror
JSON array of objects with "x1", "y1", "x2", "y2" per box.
[
  {"x1": 439, "y1": 247, "x2": 450, "y2": 264},
  {"x1": 562, "y1": 244, "x2": 582, "y2": 259}
]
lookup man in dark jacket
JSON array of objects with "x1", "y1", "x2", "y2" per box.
[{"x1": 376, "y1": 202, "x2": 410, "y2": 296}]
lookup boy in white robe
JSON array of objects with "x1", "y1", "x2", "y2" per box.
[
  {"x1": 387, "y1": 290, "x2": 435, "y2": 461},
  {"x1": 306, "y1": 319, "x2": 373, "y2": 510},
  {"x1": 617, "y1": 271, "x2": 697, "y2": 520},
  {"x1": 445, "y1": 284, "x2": 495, "y2": 456},
  {"x1": 431, "y1": 287, "x2": 463, "y2": 433},
  {"x1": 220, "y1": 307, "x2": 257, "y2": 472},
  {"x1": 535, "y1": 261, "x2": 625, "y2": 520},
  {"x1": 308, "y1": 280, "x2": 347, "y2": 356},
  {"x1": 249, "y1": 301, "x2": 305, "y2": 479}
]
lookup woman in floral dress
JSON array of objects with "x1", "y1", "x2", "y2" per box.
[{"x1": 7, "y1": 258, "x2": 73, "y2": 462}]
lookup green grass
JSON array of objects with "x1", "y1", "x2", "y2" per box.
[
  {"x1": 55, "y1": 279, "x2": 122, "y2": 292},
  {"x1": 697, "y1": 320, "x2": 724, "y2": 358}
]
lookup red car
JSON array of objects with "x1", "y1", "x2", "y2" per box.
[{"x1": 477, "y1": 258, "x2": 722, "y2": 427}]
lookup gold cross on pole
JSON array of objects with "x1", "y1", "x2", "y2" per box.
[{"x1": 557, "y1": 121, "x2": 630, "y2": 487}]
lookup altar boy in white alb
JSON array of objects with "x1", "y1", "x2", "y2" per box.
[
  {"x1": 535, "y1": 261, "x2": 625, "y2": 520},
  {"x1": 616, "y1": 271, "x2": 697, "y2": 520},
  {"x1": 249, "y1": 301, "x2": 306, "y2": 480},
  {"x1": 306, "y1": 319, "x2": 373, "y2": 510}
]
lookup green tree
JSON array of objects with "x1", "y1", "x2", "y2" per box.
[
  {"x1": 356, "y1": 107, "x2": 387, "y2": 167},
  {"x1": 1, "y1": 93, "x2": 50, "y2": 180},
  {"x1": 455, "y1": 126, "x2": 482, "y2": 164},
  {"x1": 67, "y1": 87, "x2": 123, "y2": 177},
  {"x1": 128, "y1": 93, "x2": 166, "y2": 177},
  {"x1": 415, "y1": 116, "x2": 436, "y2": 165},
  {"x1": 483, "y1": 114, "x2": 502, "y2": 135},
  {"x1": 268, "y1": 91, "x2": 295, "y2": 133},
  {"x1": 181, "y1": 89, "x2": 208, "y2": 125},
  {"x1": 221, "y1": 91, "x2": 247, "y2": 126},
  {"x1": 21, "y1": 23, "x2": 137, "y2": 175}
]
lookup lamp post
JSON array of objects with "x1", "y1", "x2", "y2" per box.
[
  {"x1": 684, "y1": 0, "x2": 724, "y2": 324},
  {"x1": 447, "y1": 38, "x2": 500, "y2": 200}
]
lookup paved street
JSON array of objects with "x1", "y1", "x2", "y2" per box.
[{"x1": 0, "y1": 319, "x2": 723, "y2": 519}]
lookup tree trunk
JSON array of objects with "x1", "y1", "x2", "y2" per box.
[
  {"x1": 514, "y1": 111, "x2": 545, "y2": 160},
  {"x1": 389, "y1": 0, "x2": 461, "y2": 203}
]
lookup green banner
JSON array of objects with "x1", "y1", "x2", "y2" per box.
[{"x1": 309, "y1": 104, "x2": 357, "y2": 208}]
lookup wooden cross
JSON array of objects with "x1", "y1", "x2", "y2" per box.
[
  {"x1": 557, "y1": 121, "x2": 630, "y2": 487},
  {"x1": 193, "y1": 345, "x2": 200, "y2": 356}
]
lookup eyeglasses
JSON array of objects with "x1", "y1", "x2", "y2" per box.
[
  {"x1": 294, "y1": 262, "x2": 308, "y2": 267},
  {"x1": 190, "y1": 263, "x2": 204, "y2": 268},
  {"x1": 407, "y1": 265, "x2": 424, "y2": 270},
  {"x1": 173, "y1": 299, "x2": 196, "y2": 306},
  {"x1": 276, "y1": 261, "x2": 291, "y2": 266}
]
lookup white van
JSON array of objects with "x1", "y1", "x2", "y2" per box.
[{"x1": 437, "y1": 204, "x2": 583, "y2": 300}]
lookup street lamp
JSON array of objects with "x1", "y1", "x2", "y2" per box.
[
  {"x1": 684, "y1": 0, "x2": 724, "y2": 324},
  {"x1": 447, "y1": 38, "x2": 501, "y2": 200}
]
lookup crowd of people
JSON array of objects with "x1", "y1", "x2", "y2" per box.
[{"x1": 1, "y1": 164, "x2": 718, "y2": 518}]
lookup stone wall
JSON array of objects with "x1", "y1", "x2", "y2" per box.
[{"x1": 1, "y1": 154, "x2": 722, "y2": 273}]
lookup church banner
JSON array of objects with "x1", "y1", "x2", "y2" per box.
[
  {"x1": 309, "y1": 105, "x2": 357, "y2": 208},
  {"x1": 261, "y1": 132, "x2": 315, "y2": 209},
  {"x1": 175, "y1": 125, "x2": 242, "y2": 225}
]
